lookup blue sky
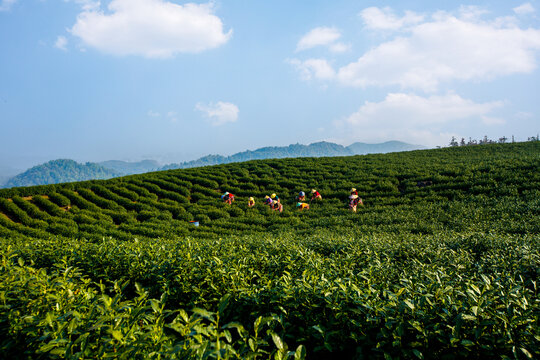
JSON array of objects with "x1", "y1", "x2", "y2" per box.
[{"x1": 0, "y1": 0, "x2": 539, "y2": 174}]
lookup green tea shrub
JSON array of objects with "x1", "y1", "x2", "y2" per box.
[
  {"x1": 125, "y1": 182, "x2": 158, "y2": 201},
  {"x1": 77, "y1": 187, "x2": 122, "y2": 210},
  {"x1": 58, "y1": 189, "x2": 100, "y2": 211},
  {"x1": 110, "y1": 184, "x2": 139, "y2": 201},
  {"x1": 1, "y1": 142, "x2": 540, "y2": 359},
  {"x1": 137, "y1": 210, "x2": 158, "y2": 222},
  {"x1": 0, "y1": 198, "x2": 47, "y2": 229},
  {"x1": 31, "y1": 195, "x2": 69, "y2": 218},
  {"x1": 225, "y1": 206, "x2": 245, "y2": 218},
  {"x1": 102, "y1": 209, "x2": 135, "y2": 225},
  {"x1": 189, "y1": 177, "x2": 219, "y2": 189},
  {"x1": 48, "y1": 192, "x2": 71, "y2": 207},
  {"x1": 11, "y1": 196, "x2": 51, "y2": 221},
  {"x1": 47, "y1": 222, "x2": 78, "y2": 237},
  {"x1": 175, "y1": 211, "x2": 194, "y2": 222},
  {"x1": 73, "y1": 212, "x2": 97, "y2": 224},
  {"x1": 207, "y1": 209, "x2": 230, "y2": 220}
]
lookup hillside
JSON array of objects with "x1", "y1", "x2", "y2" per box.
[
  {"x1": 4, "y1": 159, "x2": 120, "y2": 188},
  {"x1": 2, "y1": 141, "x2": 424, "y2": 187},
  {"x1": 0, "y1": 142, "x2": 538, "y2": 359},
  {"x1": 162, "y1": 140, "x2": 424, "y2": 170},
  {"x1": 98, "y1": 159, "x2": 161, "y2": 175},
  {"x1": 347, "y1": 140, "x2": 426, "y2": 154}
]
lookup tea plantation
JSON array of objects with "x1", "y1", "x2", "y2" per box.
[{"x1": 0, "y1": 143, "x2": 538, "y2": 359}]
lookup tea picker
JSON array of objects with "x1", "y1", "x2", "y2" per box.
[
  {"x1": 349, "y1": 194, "x2": 363, "y2": 212},
  {"x1": 310, "y1": 189, "x2": 322, "y2": 202},
  {"x1": 296, "y1": 202, "x2": 309, "y2": 210},
  {"x1": 248, "y1": 197, "x2": 255, "y2": 207},
  {"x1": 221, "y1": 192, "x2": 235, "y2": 204}
]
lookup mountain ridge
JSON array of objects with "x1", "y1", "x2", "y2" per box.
[
  {"x1": 161, "y1": 140, "x2": 425, "y2": 170},
  {"x1": 4, "y1": 159, "x2": 121, "y2": 188},
  {"x1": 2, "y1": 140, "x2": 425, "y2": 188}
]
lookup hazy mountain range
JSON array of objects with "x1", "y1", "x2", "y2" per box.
[{"x1": 1, "y1": 141, "x2": 425, "y2": 188}]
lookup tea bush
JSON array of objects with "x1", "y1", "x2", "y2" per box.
[{"x1": 0, "y1": 142, "x2": 539, "y2": 358}]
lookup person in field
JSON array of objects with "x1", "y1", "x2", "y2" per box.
[
  {"x1": 296, "y1": 191, "x2": 306, "y2": 201},
  {"x1": 296, "y1": 202, "x2": 309, "y2": 211},
  {"x1": 350, "y1": 188, "x2": 358, "y2": 196},
  {"x1": 248, "y1": 197, "x2": 255, "y2": 207},
  {"x1": 349, "y1": 194, "x2": 363, "y2": 212},
  {"x1": 265, "y1": 195, "x2": 282, "y2": 212},
  {"x1": 271, "y1": 193, "x2": 280, "y2": 203},
  {"x1": 272, "y1": 201, "x2": 283, "y2": 212},
  {"x1": 311, "y1": 189, "x2": 322, "y2": 202},
  {"x1": 221, "y1": 192, "x2": 235, "y2": 204}
]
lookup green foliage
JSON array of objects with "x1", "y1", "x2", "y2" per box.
[
  {"x1": 0, "y1": 142, "x2": 539, "y2": 358},
  {"x1": 4, "y1": 159, "x2": 121, "y2": 187}
]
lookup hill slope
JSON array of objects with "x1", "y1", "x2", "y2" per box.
[
  {"x1": 161, "y1": 140, "x2": 424, "y2": 170},
  {"x1": 0, "y1": 142, "x2": 538, "y2": 359},
  {"x1": 98, "y1": 159, "x2": 161, "y2": 175},
  {"x1": 347, "y1": 140, "x2": 426, "y2": 154},
  {"x1": 2, "y1": 141, "x2": 424, "y2": 187},
  {"x1": 4, "y1": 159, "x2": 120, "y2": 188}
]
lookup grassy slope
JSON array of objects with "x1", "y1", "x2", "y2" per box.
[{"x1": 0, "y1": 142, "x2": 539, "y2": 359}]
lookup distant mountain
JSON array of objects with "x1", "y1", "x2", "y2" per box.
[
  {"x1": 4, "y1": 159, "x2": 121, "y2": 188},
  {"x1": 0, "y1": 165, "x2": 23, "y2": 187},
  {"x1": 347, "y1": 141, "x2": 426, "y2": 155},
  {"x1": 161, "y1": 142, "x2": 351, "y2": 170},
  {"x1": 2, "y1": 141, "x2": 426, "y2": 188},
  {"x1": 161, "y1": 140, "x2": 425, "y2": 170},
  {"x1": 99, "y1": 160, "x2": 160, "y2": 175}
]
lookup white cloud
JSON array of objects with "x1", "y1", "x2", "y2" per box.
[
  {"x1": 513, "y1": 3, "x2": 535, "y2": 15},
  {"x1": 360, "y1": 6, "x2": 424, "y2": 31},
  {"x1": 338, "y1": 8, "x2": 540, "y2": 91},
  {"x1": 66, "y1": 0, "x2": 101, "y2": 11},
  {"x1": 457, "y1": 5, "x2": 490, "y2": 21},
  {"x1": 336, "y1": 93, "x2": 503, "y2": 146},
  {"x1": 345, "y1": 93, "x2": 503, "y2": 125},
  {"x1": 329, "y1": 42, "x2": 351, "y2": 53},
  {"x1": 148, "y1": 110, "x2": 160, "y2": 117},
  {"x1": 196, "y1": 101, "x2": 239, "y2": 126},
  {"x1": 481, "y1": 115, "x2": 506, "y2": 125},
  {"x1": 70, "y1": 0, "x2": 231, "y2": 58},
  {"x1": 287, "y1": 58, "x2": 335, "y2": 81},
  {"x1": 0, "y1": 0, "x2": 17, "y2": 11},
  {"x1": 296, "y1": 27, "x2": 341, "y2": 51},
  {"x1": 54, "y1": 36, "x2": 68, "y2": 51},
  {"x1": 166, "y1": 111, "x2": 178, "y2": 123}
]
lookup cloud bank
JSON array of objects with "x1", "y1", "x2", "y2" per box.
[
  {"x1": 291, "y1": 6, "x2": 540, "y2": 91},
  {"x1": 0, "y1": 0, "x2": 17, "y2": 12},
  {"x1": 359, "y1": 7, "x2": 424, "y2": 31},
  {"x1": 513, "y1": 3, "x2": 535, "y2": 15},
  {"x1": 70, "y1": 0, "x2": 231, "y2": 58},
  {"x1": 196, "y1": 101, "x2": 239, "y2": 126},
  {"x1": 55, "y1": 36, "x2": 68, "y2": 51},
  {"x1": 337, "y1": 93, "x2": 504, "y2": 146},
  {"x1": 296, "y1": 27, "x2": 349, "y2": 52},
  {"x1": 339, "y1": 8, "x2": 540, "y2": 91}
]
